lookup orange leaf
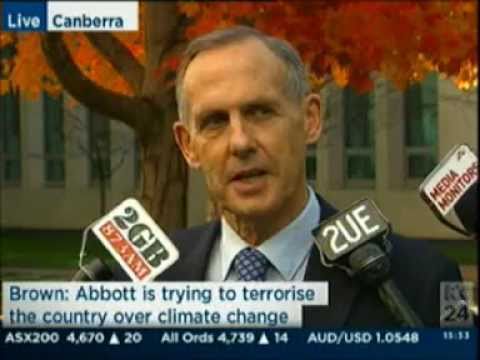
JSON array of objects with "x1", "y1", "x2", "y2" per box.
[{"x1": 331, "y1": 60, "x2": 349, "y2": 88}]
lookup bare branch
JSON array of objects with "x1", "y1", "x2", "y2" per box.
[
  {"x1": 41, "y1": 33, "x2": 160, "y2": 133},
  {"x1": 84, "y1": 33, "x2": 145, "y2": 95},
  {"x1": 76, "y1": 141, "x2": 89, "y2": 156},
  {"x1": 142, "y1": 2, "x2": 183, "y2": 105},
  {"x1": 144, "y1": 2, "x2": 181, "y2": 65},
  {"x1": 111, "y1": 149, "x2": 128, "y2": 174}
]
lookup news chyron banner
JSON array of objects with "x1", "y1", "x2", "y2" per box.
[
  {"x1": 2, "y1": 282, "x2": 328, "y2": 328},
  {"x1": 2, "y1": 1, "x2": 138, "y2": 32}
]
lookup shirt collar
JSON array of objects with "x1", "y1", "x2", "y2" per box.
[{"x1": 220, "y1": 186, "x2": 321, "y2": 280}]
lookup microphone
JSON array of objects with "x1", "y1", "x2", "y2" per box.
[
  {"x1": 72, "y1": 198, "x2": 179, "y2": 282},
  {"x1": 313, "y1": 199, "x2": 424, "y2": 327},
  {"x1": 348, "y1": 243, "x2": 424, "y2": 326},
  {"x1": 419, "y1": 144, "x2": 478, "y2": 237},
  {"x1": 454, "y1": 182, "x2": 477, "y2": 235},
  {"x1": 71, "y1": 258, "x2": 113, "y2": 281}
]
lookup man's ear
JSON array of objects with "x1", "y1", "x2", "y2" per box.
[
  {"x1": 173, "y1": 121, "x2": 201, "y2": 169},
  {"x1": 303, "y1": 93, "x2": 323, "y2": 144}
]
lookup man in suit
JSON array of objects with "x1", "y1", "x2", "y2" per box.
[{"x1": 164, "y1": 26, "x2": 462, "y2": 327}]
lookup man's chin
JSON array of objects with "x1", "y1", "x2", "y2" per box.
[{"x1": 224, "y1": 199, "x2": 275, "y2": 219}]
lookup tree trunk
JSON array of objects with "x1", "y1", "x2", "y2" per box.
[
  {"x1": 139, "y1": 103, "x2": 188, "y2": 234},
  {"x1": 137, "y1": 3, "x2": 188, "y2": 234},
  {"x1": 41, "y1": 4, "x2": 189, "y2": 233}
]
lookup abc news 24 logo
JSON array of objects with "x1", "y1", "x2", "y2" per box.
[
  {"x1": 441, "y1": 282, "x2": 475, "y2": 327},
  {"x1": 315, "y1": 199, "x2": 390, "y2": 262},
  {"x1": 92, "y1": 198, "x2": 179, "y2": 281}
]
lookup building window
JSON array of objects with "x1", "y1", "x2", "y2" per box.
[
  {"x1": 343, "y1": 87, "x2": 375, "y2": 183},
  {"x1": 404, "y1": 73, "x2": 438, "y2": 179},
  {"x1": 0, "y1": 87, "x2": 21, "y2": 185},
  {"x1": 88, "y1": 111, "x2": 111, "y2": 185},
  {"x1": 305, "y1": 143, "x2": 317, "y2": 188},
  {"x1": 43, "y1": 92, "x2": 65, "y2": 185}
]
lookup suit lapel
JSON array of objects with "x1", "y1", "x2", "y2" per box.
[
  {"x1": 160, "y1": 221, "x2": 220, "y2": 281},
  {"x1": 302, "y1": 194, "x2": 362, "y2": 327}
]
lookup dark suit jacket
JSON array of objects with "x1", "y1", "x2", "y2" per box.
[{"x1": 114, "y1": 194, "x2": 463, "y2": 327}]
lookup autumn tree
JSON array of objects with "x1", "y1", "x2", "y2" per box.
[{"x1": 0, "y1": 1, "x2": 476, "y2": 233}]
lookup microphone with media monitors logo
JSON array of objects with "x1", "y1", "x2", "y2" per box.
[
  {"x1": 72, "y1": 198, "x2": 179, "y2": 282},
  {"x1": 419, "y1": 144, "x2": 478, "y2": 237},
  {"x1": 314, "y1": 199, "x2": 424, "y2": 327}
]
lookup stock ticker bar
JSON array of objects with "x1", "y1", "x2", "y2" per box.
[
  {"x1": 2, "y1": 1, "x2": 139, "y2": 32},
  {"x1": 0, "y1": 328, "x2": 477, "y2": 360}
]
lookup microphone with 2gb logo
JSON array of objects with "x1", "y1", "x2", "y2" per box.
[{"x1": 72, "y1": 198, "x2": 179, "y2": 282}]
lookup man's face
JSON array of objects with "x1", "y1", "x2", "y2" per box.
[{"x1": 174, "y1": 38, "x2": 321, "y2": 221}]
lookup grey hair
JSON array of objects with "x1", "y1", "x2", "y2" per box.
[{"x1": 175, "y1": 26, "x2": 311, "y2": 122}]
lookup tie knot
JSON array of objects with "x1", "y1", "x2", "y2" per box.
[{"x1": 234, "y1": 247, "x2": 269, "y2": 281}]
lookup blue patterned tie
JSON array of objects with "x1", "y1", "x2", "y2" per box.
[{"x1": 234, "y1": 247, "x2": 269, "y2": 281}]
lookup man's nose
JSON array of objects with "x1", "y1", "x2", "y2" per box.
[{"x1": 228, "y1": 116, "x2": 255, "y2": 158}]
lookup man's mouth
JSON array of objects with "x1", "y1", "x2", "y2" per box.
[{"x1": 230, "y1": 168, "x2": 268, "y2": 182}]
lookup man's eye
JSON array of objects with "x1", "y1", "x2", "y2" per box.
[
  {"x1": 246, "y1": 105, "x2": 273, "y2": 118},
  {"x1": 200, "y1": 114, "x2": 227, "y2": 131}
]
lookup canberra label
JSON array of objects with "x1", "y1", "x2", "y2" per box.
[{"x1": 3, "y1": 1, "x2": 138, "y2": 32}]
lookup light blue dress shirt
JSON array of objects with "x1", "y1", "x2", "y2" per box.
[{"x1": 205, "y1": 186, "x2": 321, "y2": 281}]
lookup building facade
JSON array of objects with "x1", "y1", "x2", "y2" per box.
[{"x1": 1, "y1": 76, "x2": 477, "y2": 239}]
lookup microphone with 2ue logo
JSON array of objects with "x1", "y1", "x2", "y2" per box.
[{"x1": 314, "y1": 199, "x2": 423, "y2": 326}]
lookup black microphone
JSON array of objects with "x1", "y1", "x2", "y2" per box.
[
  {"x1": 72, "y1": 258, "x2": 113, "y2": 281},
  {"x1": 419, "y1": 144, "x2": 478, "y2": 237},
  {"x1": 453, "y1": 182, "x2": 477, "y2": 236},
  {"x1": 348, "y1": 243, "x2": 424, "y2": 326},
  {"x1": 314, "y1": 199, "x2": 423, "y2": 327}
]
